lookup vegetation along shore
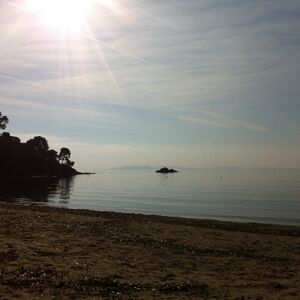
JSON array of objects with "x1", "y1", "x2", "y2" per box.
[{"x1": 0, "y1": 112, "x2": 83, "y2": 178}]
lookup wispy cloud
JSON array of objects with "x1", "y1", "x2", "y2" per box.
[
  {"x1": 174, "y1": 109, "x2": 269, "y2": 133},
  {"x1": 0, "y1": 96, "x2": 115, "y2": 119},
  {"x1": 0, "y1": 0, "x2": 299, "y2": 167}
]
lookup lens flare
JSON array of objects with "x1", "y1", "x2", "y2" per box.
[{"x1": 27, "y1": 0, "x2": 95, "y2": 33}]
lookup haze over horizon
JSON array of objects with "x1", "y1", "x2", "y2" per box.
[{"x1": 0, "y1": 0, "x2": 300, "y2": 171}]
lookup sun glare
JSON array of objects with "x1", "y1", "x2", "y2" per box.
[{"x1": 27, "y1": 0, "x2": 95, "y2": 33}]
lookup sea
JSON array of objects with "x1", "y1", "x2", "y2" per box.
[{"x1": 1, "y1": 168, "x2": 300, "y2": 226}]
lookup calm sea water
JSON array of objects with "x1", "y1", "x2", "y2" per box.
[{"x1": 1, "y1": 168, "x2": 300, "y2": 225}]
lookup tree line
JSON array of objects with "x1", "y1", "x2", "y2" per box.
[{"x1": 0, "y1": 112, "x2": 78, "y2": 177}]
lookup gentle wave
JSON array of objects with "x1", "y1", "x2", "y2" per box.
[{"x1": 1, "y1": 168, "x2": 300, "y2": 225}]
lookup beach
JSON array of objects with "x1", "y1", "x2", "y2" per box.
[{"x1": 0, "y1": 202, "x2": 299, "y2": 299}]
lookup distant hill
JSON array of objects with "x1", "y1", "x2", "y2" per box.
[{"x1": 110, "y1": 165, "x2": 155, "y2": 170}]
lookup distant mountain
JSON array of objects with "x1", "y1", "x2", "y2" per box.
[{"x1": 110, "y1": 165, "x2": 154, "y2": 170}]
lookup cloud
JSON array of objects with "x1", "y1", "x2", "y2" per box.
[
  {"x1": 2, "y1": 0, "x2": 299, "y2": 111},
  {"x1": 1, "y1": 0, "x2": 300, "y2": 168},
  {"x1": 176, "y1": 115, "x2": 225, "y2": 128},
  {"x1": 14, "y1": 132, "x2": 89, "y2": 146},
  {"x1": 174, "y1": 109, "x2": 269, "y2": 132},
  {"x1": 0, "y1": 96, "x2": 115, "y2": 119}
]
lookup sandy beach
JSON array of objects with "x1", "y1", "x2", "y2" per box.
[{"x1": 0, "y1": 202, "x2": 299, "y2": 299}]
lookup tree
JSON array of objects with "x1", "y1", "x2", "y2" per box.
[
  {"x1": 0, "y1": 112, "x2": 9, "y2": 130},
  {"x1": 26, "y1": 136, "x2": 49, "y2": 153},
  {"x1": 66, "y1": 159, "x2": 74, "y2": 167},
  {"x1": 58, "y1": 147, "x2": 73, "y2": 165},
  {"x1": 47, "y1": 149, "x2": 58, "y2": 162}
]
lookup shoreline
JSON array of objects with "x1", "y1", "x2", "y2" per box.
[
  {"x1": 4, "y1": 198, "x2": 300, "y2": 227},
  {"x1": 0, "y1": 172, "x2": 95, "y2": 180},
  {"x1": 4, "y1": 200, "x2": 300, "y2": 230},
  {"x1": 0, "y1": 202, "x2": 299, "y2": 299}
]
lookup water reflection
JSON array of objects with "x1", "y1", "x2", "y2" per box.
[
  {"x1": 0, "y1": 177, "x2": 74, "y2": 203},
  {"x1": 57, "y1": 178, "x2": 74, "y2": 201}
]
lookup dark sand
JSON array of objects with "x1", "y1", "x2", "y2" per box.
[{"x1": 0, "y1": 202, "x2": 299, "y2": 299}]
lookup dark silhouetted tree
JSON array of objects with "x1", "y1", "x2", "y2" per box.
[
  {"x1": 47, "y1": 149, "x2": 58, "y2": 162},
  {"x1": 58, "y1": 147, "x2": 73, "y2": 165},
  {"x1": 66, "y1": 159, "x2": 75, "y2": 167},
  {"x1": 27, "y1": 136, "x2": 49, "y2": 153},
  {"x1": 0, "y1": 113, "x2": 78, "y2": 176},
  {"x1": 0, "y1": 112, "x2": 9, "y2": 130}
]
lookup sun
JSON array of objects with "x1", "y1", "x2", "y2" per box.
[{"x1": 27, "y1": 0, "x2": 95, "y2": 33}]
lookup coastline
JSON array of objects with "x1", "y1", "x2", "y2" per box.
[
  {"x1": 0, "y1": 171, "x2": 94, "y2": 180},
  {"x1": 0, "y1": 202, "x2": 299, "y2": 299}
]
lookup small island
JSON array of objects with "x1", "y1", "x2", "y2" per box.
[
  {"x1": 156, "y1": 167, "x2": 178, "y2": 173},
  {"x1": 0, "y1": 112, "x2": 83, "y2": 178}
]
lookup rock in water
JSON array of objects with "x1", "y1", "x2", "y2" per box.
[{"x1": 156, "y1": 167, "x2": 178, "y2": 173}]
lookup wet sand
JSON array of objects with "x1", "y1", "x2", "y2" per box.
[{"x1": 0, "y1": 202, "x2": 299, "y2": 299}]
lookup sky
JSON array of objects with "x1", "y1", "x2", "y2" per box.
[{"x1": 0, "y1": 0, "x2": 300, "y2": 171}]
